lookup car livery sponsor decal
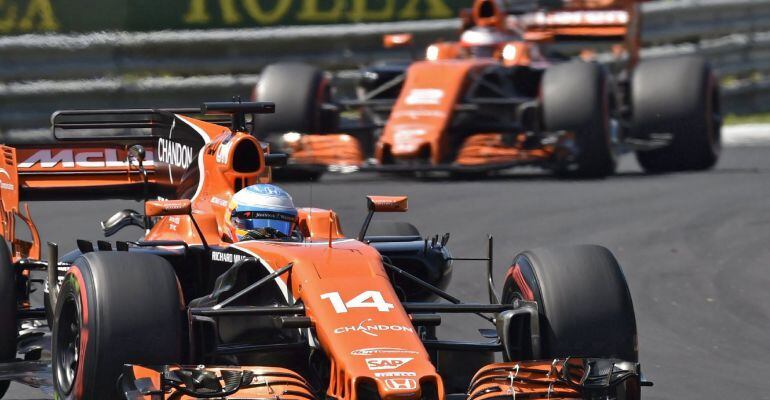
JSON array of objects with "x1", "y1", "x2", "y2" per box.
[
  {"x1": 374, "y1": 372, "x2": 417, "y2": 378},
  {"x1": 351, "y1": 347, "x2": 419, "y2": 356},
  {"x1": 211, "y1": 251, "x2": 249, "y2": 263},
  {"x1": 215, "y1": 139, "x2": 234, "y2": 164},
  {"x1": 333, "y1": 318, "x2": 413, "y2": 337},
  {"x1": 384, "y1": 378, "x2": 417, "y2": 390},
  {"x1": 0, "y1": 168, "x2": 13, "y2": 191},
  {"x1": 210, "y1": 196, "x2": 229, "y2": 207},
  {"x1": 405, "y1": 88, "x2": 444, "y2": 105},
  {"x1": 18, "y1": 149, "x2": 155, "y2": 169},
  {"x1": 157, "y1": 137, "x2": 194, "y2": 169},
  {"x1": 365, "y1": 358, "x2": 413, "y2": 371}
]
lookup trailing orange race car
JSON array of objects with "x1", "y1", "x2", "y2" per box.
[
  {"x1": 0, "y1": 102, "x2": 649, "y2": 399},
  {"x1": 253, "y1": 0, "x2": 721, "y2": 180}
]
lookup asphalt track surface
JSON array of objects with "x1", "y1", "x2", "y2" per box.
[{"x1": 7, "y1": 143, "x2": 770, "y2": 399}]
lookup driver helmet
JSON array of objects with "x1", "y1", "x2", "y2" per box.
[
  {"x1": 460, "y1": 27, "x2": 515, "y2": 58},
  {"x1": 228, "y1": 184, "x2": 298, "y2": 240}
]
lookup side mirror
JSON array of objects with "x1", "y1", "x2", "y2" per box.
[
  {"x1": 265, "y1": 153, "x2": 288, "y2": 167},
  {"x1": 145, "y1": 199, "x2": 192, "y2": 217},
  {"x1": 101, "y1": 209, "x2": 146, "y2": 237},
  {"x1": 366, "y1": 195, "x2": 408, "y2": 212},
  {"x1": 383, "y1": 33, "x2": 414, "y2": 49},
  {"x1": 358, "y1": 195, "x2": 408, "y2": 241}
]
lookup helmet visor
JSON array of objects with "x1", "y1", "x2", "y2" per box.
[{"x1": 232, "y1": 210, "x2": 295, "y2": 237}]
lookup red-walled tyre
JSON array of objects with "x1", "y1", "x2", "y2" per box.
[
  {"x1": 52, "y1": 252, "x2": 183, "y2": 399},
  {"x1": 0, "y1": 238, "x2": 16, "y2": 398},
  {"x1": 502, "y1": 245, "x2": 637, "y2": 362}
]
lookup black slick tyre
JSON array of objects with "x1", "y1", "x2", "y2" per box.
[
  {"x1": 252, "y1": 62, "x2": 332, "y2": 136},
  {"x1": 502, "y1": 245, "x2": 637, "y2": 362},
  {"x1": 52, "y1": 252, "x2": 183, "y2": 399},
  {"x1": 0, "y1": 238, "x2": 15, "y2": 398},
  {"x1": 252, "y1": 62, "x2": 333, "y2": 181},
  {"x1": 542, "y1": 62, "x2": 616, "y2": 178},
  {"x1": 632, "y1": 56, "x2": 721, "y2": 172}
]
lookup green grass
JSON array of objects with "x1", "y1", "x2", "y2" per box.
[{"x1": 724, "y1": 113, "x2": 770, "y2": 126}]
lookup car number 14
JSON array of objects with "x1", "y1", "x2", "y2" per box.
[{"x1": 321, "y1": 291, "x2": 395, "y2": 313}]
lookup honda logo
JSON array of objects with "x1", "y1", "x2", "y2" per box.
[{"x1": 384, "y1": 378, "x2": 417, "y2": 390}]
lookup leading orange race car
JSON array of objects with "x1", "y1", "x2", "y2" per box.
[
  {"x1": 0, "y1": 102, "x2": 649, "y2": 399},
  {"x1": 253, "y1": 0, "x2": 720, "y2": 180}
]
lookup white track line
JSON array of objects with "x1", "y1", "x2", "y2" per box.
[{"x1": 723, "y1": 124, "x2": 770, "y2": 147}]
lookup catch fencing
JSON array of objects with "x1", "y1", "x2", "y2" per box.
[{"x1": 1, "y1": 0, "x2": 769, "y2": 131}]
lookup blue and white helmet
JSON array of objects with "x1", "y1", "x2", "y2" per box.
[{"x1": 228, "y1": 184, "x2": 298, "y2": 240}]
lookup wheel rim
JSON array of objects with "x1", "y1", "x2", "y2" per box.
[{"x1": 55, "y1": 294, "x2": 81, "y2": 395}]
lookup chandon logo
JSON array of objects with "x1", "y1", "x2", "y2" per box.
[
  {"x1": 157, "y1": 138, "x2": 194, "y2": 169},
  {"x1": 333, "y1": 319, "x2": 414, "y2": 337}
]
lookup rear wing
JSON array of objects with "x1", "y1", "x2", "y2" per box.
[
  {"x1": 516, "y1": 0, "x2": 646, "y2": 42},
  {"x1": 0, "y1": 102, "x2": 275, "y2": 260},
  {"x1": 5, "y1": 106, "x2": 265, "y2": 200},
  {"x1": 469, "y1": 0, "x2": 648, "y2": 61}
]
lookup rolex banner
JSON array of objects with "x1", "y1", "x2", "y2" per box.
[{"x1": 0, "y1": 0, "x2": 471, "y2": 35}]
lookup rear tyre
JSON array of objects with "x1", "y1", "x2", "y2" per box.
[
  {"x1": 0, "y1": 239, "x2": 16, "y2": 398},
  {"x1": 542, "y1": 62, "x2": 616, "y2": 178},
  {"x1": 253, "y1": 62, "x2": 333, "y2": 136},
  {"x1": 502, "y1": 245, "x2": 637, "y2": 362},
  {"x1": 253, "y1": 62, "x2": 334, "y2": 181},
  {"x1": 633, "y1": 56, "x2": 721, "y2": 172},
  {"x1": 53, "y1": 252, "x2": 183, "y2": 399}
]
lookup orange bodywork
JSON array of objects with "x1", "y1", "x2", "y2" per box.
[
  {"x1": 285, "y1": 133, "x2": 364, "y2": 167},
  {"x1": 1, "y1": 107, "x2": 641, "y2": 398},
  {"x1": 127, "y1": 365, "x2": 315, "y2": 400},
  {"x1": 455, "y1": 134, "x2": 554, "y2": 166},
  {"x1": 377, "y1": 60, "x2": 497, "y2": 165},
  {"x1": 280, "y1": 0, "x2": 645, "y2": 172}
]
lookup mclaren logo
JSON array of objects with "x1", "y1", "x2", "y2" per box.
[
  {"x1": 157, "y1": 138, "x2": 194, "y2": 169},
  {"x1": 18, "y1": 149, "x2": 155, "y2": 169}
]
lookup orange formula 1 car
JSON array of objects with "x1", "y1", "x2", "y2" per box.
[
  {"x1": 253, "y1": 0, "x2": 720, "y2": 180},
  {"x1": 0, "y1": 102, "x2": 649, "y2": 399}
]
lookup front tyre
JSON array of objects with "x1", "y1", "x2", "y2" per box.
[
  {"x1": 502, "y1": 245, "x2": 637, "y2": 362},
  {"x1": 542, "y1": 62, "x2": 617, "y2": 178},
  {"x1": 53, "y1": 252, "x2": 183, "y2": 399}
]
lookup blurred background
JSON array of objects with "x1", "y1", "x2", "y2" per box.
[{"x1": 0, "y1": 0, "x2": 769, "y2": 133}]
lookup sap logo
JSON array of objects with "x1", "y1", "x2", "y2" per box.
[
  {"x1": 333, "y1": 319, "x2": 413, "y2": 337},
  {"x1": 18, "y1": 149, "x2": 154, "y2": 169},
  {"x1": 365, "y1": 358, "x2": 412, "y2": 371},
  {"x1": 351, "y1": 347, "x2": 419, "y2": 356},
  {"x1": 157, "y1": 138, "x2": 194, "y2": 169},
  {"x1": 374, "y1": 372, "x2": 417, "y2": 378},
  {"x1": 384, "y1": 378, "x2": 417, "y2": 390}
]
